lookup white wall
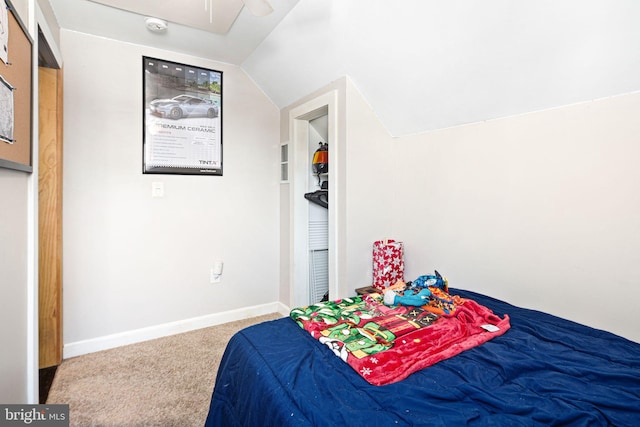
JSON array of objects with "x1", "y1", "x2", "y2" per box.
[
  {"x1": 61, "y1": 30, "x2": 281, "y2": 351},
  {"x1": 1, "y1": 0, "x2": 44, "y2": 404},
  {"x1": 392, "y1": 92, "x2": 640, "y2": 343},
  {"x1": 342, "y1": 81, "x2": 394, "y2": 288},
  {"x1": 0, "y1": 170, "x2": 30, "y2": 403}
]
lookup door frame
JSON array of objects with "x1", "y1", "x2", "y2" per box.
[
  {"x1": 38, "y1": 65, "x2": 63, "y2": 369},
  {"x1": 289, "y1": 91, "x2": 340, "y2": 308}
]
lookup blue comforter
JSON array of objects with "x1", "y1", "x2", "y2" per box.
[{"x1": 205, "y1": 289, "x2": 640, "y2": 426}]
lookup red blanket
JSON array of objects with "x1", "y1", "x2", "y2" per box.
[{"x1": 290, "y1": 290, "x2": 510, "y2": 385}]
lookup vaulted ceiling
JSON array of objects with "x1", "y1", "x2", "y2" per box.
[{"x1": 48, "y1": 0, "x2": 640, "y2": 136}]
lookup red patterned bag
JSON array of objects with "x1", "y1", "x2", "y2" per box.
[{"x1": 372, "y1": 239, "x2": 405, "y2": 290}]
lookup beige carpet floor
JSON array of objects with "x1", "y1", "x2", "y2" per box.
[{"x1": 47, "y1": 313, "x2": 283, "y2": 427}]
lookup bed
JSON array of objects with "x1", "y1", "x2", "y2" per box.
[{"x1": 204, "y1": 288, "x2": 640, "y2": 426}]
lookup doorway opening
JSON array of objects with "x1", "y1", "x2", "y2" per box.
[
  {"x1": 307, "y1": 115, "x2": 329, "y2": 303},
  {"x1": 289, "y1": 91, "x2": 339, "y2": 308}
]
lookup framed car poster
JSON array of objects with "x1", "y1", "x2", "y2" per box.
[{"x1": 143, "y1": 56, "x2": 222, "y2": 175}]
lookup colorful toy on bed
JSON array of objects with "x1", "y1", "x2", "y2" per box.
[
  {"x1": 383, "y1": 270, "x2": 458, "y2": 314},
  {"x1": 383, "y1": 286, "x2": 432, "y2": 306},
  {"x1": 413, "y1": 270, "x2": 448, "y2": 292}
]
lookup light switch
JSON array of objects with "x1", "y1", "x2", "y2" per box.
[
  {"x1": 210, "y1": 261, "x2": 224, "y2": 284},
  {"x1": 213, "y1": 261, "x2": 224, "y2": 275},
  {"x1": 151, "y1": 182, "x2": 164, "y2": 198}
]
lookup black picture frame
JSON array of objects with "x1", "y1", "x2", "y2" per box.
[{"x1": 142, "y1": 56, "x2": 223, "y2": 175}]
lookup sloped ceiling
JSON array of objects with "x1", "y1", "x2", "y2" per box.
[{"x1": 48, "y1": 0, "x2": 640, "y2": 136}]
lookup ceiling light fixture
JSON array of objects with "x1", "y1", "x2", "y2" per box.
[{"x1": 145, "y1": 17, "x2": 168, "y2": 32}]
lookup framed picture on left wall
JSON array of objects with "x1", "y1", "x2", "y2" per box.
[{"x1": 142, "y1": 56, "x2": 223, "y2": 175}]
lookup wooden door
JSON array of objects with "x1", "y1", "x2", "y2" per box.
[{"x1": 38, "y1": 66, "x2": 63, "y2": 368}]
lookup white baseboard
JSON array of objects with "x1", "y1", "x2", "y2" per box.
[{"x1": 63, "y1": 301, "x2": 290, "y2": 359}]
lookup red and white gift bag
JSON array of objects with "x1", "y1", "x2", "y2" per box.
[{"x1": 372, "y1": 239, "x2": 405, "y2": 290}]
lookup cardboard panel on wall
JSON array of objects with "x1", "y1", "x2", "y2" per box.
[{"x1": 0, "y1": 0, "x2": 33, "y2": 173}]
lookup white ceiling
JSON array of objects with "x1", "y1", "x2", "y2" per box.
[
  {"x1": 48, "y1": 0, "x2": 640, "y2": 136},
  {"x1": 86, "y1": 0, "x2": 274, "y2": 35},
  {"x1": 48, "y1": 0, "x2": 300, "y2": 65}
]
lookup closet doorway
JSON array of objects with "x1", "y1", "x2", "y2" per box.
[
  {"x1": 289, "y1": 91, "x2": 339, "y2": 308},
  {"x1": 307, "y1": 115, "x2": 329, "y2": 303}
]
